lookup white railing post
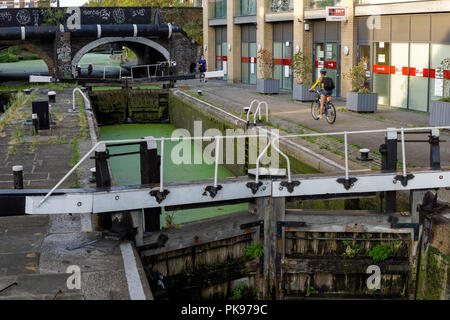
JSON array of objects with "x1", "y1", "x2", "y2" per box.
[
  {"x1": 255, "y1": 138, "x2": 272, "y2": 184},
  {"x1": 160, "y1": 137, "x2": 164, "y2": 192},
  {"x1": 344, "y1": 131, "x2": 349, "y2": 180},
  {"x1": 103, "y1": 67, "x2": 106, "y2": 80},
  {"x1": 214, "y1": 136, "x2": 220, "y2": 187},
  {"x1": 271, "y1": 137, "x2": 291, "y2": 183},
  {"x1": 401, "y1": 128, "x2": 407, "y2": 177}
]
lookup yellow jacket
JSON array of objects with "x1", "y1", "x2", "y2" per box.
[{"x1": 310, "y1": 76, "x2": 327, "y2": 90}]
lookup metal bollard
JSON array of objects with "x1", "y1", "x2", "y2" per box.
[
  {"x1": 357, "y1": 148, "x2": 372, "y2": 161},
  {"x1": 48, "y1": 91, "x2": 56, "y2": 103},
  {"x1": 13, "y1": 165, "x2": 23, "y2": 190},
  {"x1": 32, "y1": 113, "x2": 38, "y2": 135}
]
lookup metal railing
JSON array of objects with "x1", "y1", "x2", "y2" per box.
[
  {"x1": 254, "y1": 126, "x2": 450, "y2": 186},
  {"x1": 37, "y1": 125, "x2": 449, "y2": 207},
  {"x1": 72, "y1": 88, "x2": 91, "y2": 111},
  {"x1": 38, "y1": 133, "x2": 268, "y2": 207},
  {"x1": 130, "y1": 61, "x2": 176, "y2": 80},
  {"x1": 246, "y1": 100, "x2": 269, "y2": 125}
]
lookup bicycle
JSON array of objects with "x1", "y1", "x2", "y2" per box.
[{"x1": 311, "y1": 90, "x2": 336, "y2": 124}]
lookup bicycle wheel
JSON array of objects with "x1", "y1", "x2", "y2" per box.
[
  {"x1": 311, "y1": 101, "x2": 321, "y2": 120},
  {"x1": 325, "y1": 102, "x2": 336, "y2": 124}
]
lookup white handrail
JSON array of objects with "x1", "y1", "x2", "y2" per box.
[
  {"x1": 246, "y1": 99, "x2": 259, "y2": 123},
  {"x1": 39, "y1": 134, "x2": 266, "y2": 207},
  {"x1": 72, "y1": 87, "x2": 91, "y2": 111},
  {"x1": 38, "y1": 126, "x2": 449, "y2": 206},
  {"x1": 253, "y1": 101, "x2": 268, "y2": 125},
  {"x1": 253, "y1": 126, "x2": 450, "y2": 186}
]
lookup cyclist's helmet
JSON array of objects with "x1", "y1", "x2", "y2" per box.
[{"x1": 320, "y1": 69, "x2": 327, "y2": 75}]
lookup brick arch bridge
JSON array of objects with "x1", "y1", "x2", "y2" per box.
[{"x1": 0, "y1": 7, "x2": 201, "y2": 78}]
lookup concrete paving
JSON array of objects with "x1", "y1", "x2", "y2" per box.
[
  {"x1": 177, "y1": 79, "x2": 450, "y2": 170},
  {"x1": 0, "y1": 87, "x2": 152, "y2": 300}
]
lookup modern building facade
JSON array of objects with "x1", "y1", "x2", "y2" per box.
[
  {"x1": 0, "y1": 0, "x2": 39, "y2": 8},
  {"x1": 203, "y1": 0, "x2": 450, "y2": 111}
]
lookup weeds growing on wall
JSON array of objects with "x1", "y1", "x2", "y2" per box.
[
  {"x1": 368, "y1": 242, "x2": 400, "y2": 262},
  {"x1": 244, "y1": 242, "x2": 263, "y2": 259}
]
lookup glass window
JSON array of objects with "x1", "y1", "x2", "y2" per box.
[
  {"x1": 408, "y1": 43, "x2": 429, "y2": 112},
  {"x1": 236, "y1": 0, "x2": 256, "y2": 16},
  {"x1": 268, "y1": 0, "x2": 293, "y2": 13},
  {"x1": 390, "y1": 43, "x2": 409, "y2": 108},
  {"x1": 429, "y1": 44, "x2": 450, "y2": 105},
  {"x1": 373, "y1": 42, "x2": 390, "y2": 105}
]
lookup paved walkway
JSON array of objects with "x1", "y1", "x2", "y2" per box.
[
  {"x1": 0, "y1": 87, "x2": 152, "y2": 300},
  {"x1": 177, "y1": 79, "x2": 449, "y2": 169}
]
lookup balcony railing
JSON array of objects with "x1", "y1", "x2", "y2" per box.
[
  {"x1": 209, "y1": 0, "x2": 227, "y2": 19},
  {"x1": 235, "y1": 0, "x2": 257, "y2": 16},
  {"x1": 267, "y1": 0, "x2": 293, "y2": 13},
  {"x1": 307, "y1": 0, "x2": 342, "y2": 9}
]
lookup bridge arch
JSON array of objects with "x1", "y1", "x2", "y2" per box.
[
  {"x1": 0, "y1": 42, "x2": 54, "y2": 76},
  {"x1": 71, "y1": 37, "x2": 170, "y2": 76}
]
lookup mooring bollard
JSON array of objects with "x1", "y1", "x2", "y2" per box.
[
  {"x1": 23, "y1": 89, "x2": 31, "y2": 96},
  {"x1": 32, "y1": 113, "x2": 38, "y2": 135},
  {"x1": 357, "y1": 148, "x2": 372, "y2": 161},
  {"x1": 13, "y1": 165, "x2": 24, "y2": 190},
  {"x1": 48, "y1": 91, "x2": 56, "y2": 103}
]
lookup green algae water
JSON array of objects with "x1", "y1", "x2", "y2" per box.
[{"x1": 99, "y1": 123, "x2": 248, "y2": 225}]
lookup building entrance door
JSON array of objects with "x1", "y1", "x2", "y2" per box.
[{"x1": 314, "y1": 42, "x2": 339, "y2": 97}]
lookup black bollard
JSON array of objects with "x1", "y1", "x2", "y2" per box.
[
  {"x1": 429, "y1": 129, "x2": 441, "y2": 170},
  {"x1": 95, "y1": 144, "x2": 112, "y2": 230},
  {"x1": 13, "y1": 165, "x2": 24, "y2": 190},
  {"x1": 380, "y1": 129, "x2": 398, "y2": 213},
  {"x1": 140, "y1": 137, "x2": 161, "y2": 232}
]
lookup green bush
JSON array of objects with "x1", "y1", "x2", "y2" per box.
[{"x1": 0, "y1": 53, "x2": 19, "y2": 63}]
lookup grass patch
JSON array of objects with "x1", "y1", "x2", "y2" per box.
[
  {"x1": 92, "y1": 86, "x2": 122, "y2": 91},
  {"x1": 69, "y1": 137, "x2": 82, "y2": 188}
]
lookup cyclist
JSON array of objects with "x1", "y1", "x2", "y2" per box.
[{"x1": 309, "y1": 69, "x2": 335, "y2": 119}]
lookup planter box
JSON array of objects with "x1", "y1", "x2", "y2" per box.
[
  {"x1": 346, "y1": 92, "x2": 378, "y2": 112},
  {"x1": 429, "y1": 100, "x2": 450, "y2": 126},
  {"x1": 293, "y1": 84, "x2": 316, "y2": 101},
  {"x1": 257, "y1": 79, "x2": 280, "y2": 94}
]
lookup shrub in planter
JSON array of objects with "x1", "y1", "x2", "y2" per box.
[
  {"x1": 430, "y1": 57, "x2": 450, "y2": 126},
  {"x1": 292, "y1": 51, "x2": 315, "y2": 101},
  {"x1": 343, "y1": 57, "x2": 378, "y2": 112},
  {"x1": 256, "y1": 48, "x2": 280, "y2": 94}
]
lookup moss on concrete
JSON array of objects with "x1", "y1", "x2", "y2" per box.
[{"x1": 417, "y1": 245, "x2": 450, "y2": 300}]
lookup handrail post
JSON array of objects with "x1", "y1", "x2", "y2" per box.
[
  {"x1": 255, "y1": 139, "x2": 272, "y2": 184},
  {"x1": 160, "y1": 137, "x2": 164, "y2": 192},
  {"x1": 344, "y1": 131, "x2": 349, "y2": 180},
  {"x1": 214, "y1": 136, "x2": 220, "y2": 187},
  {"x1": 400, "y1": 128, "x2": 407, "y2": 177}
]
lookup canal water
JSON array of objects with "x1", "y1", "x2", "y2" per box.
[
  {"x1": 99, "y1": 124, "x2": 248, "y2": 226},
  {"x1": 0, "y1": 53, "x2": 129, "y2": 80}
]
